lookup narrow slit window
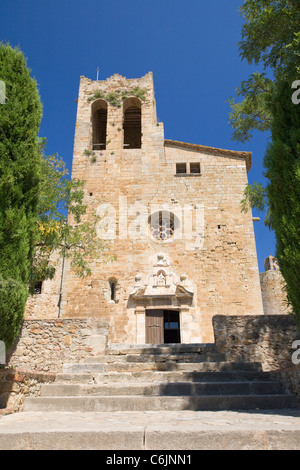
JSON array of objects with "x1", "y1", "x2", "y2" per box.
[
  {"x1": 110, "y1": 282, "x2": 115, "y2": 301},
  {"x1": 109, "y1": 278, "x2": 117, "y2": 302},
  {"x1": 176, "y1": 163, "x2": 187, "y2": 174}
]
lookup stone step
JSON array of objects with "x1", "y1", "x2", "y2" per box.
[
  {"x1": 164, "y1": 361, "x2": 263, "y2": 371},
  {"x1": 84, "y1": 352, "x2": 227, "y2": 364},
  {"x1": 106, "y1": 343, "x2": 216, "y2": 355},
  {"x1": 54, "y1": 369, "x2": 274, "y2": 384},
  {"x1": 24, "y1": 393, "x2": 299, "y2": 412},
  {"x1": 40, "y1": 380, "x2": 284, "y2": 397},
  {"x1": 1, "y1": 410, "x2": 300, "y2": 450},
  {"x1": 62, "y1": 361, "x2": 263, "y2": 374},
  {"x1": 54, "y1": 373, "x2": 95, "y2": 384}
]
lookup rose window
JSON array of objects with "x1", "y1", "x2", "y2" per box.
[{"x1": 149, "y1": 211, "x2": 175, "y2": 241}]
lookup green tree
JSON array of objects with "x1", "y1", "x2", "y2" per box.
[
  {"x1": 0, "y1": 44, "x2": 108, "y2": 349},
  {"x1": 0, "y1": 43, "x2": 43, "y2": 348},
  {"x1": 30, "y1": 149, "x2": 109, "y2": 292},
  {"x1": 229, "y1": 1, "x2": 300, "y2": 142},
  {"x1": 264, "y1": 77, "x2": 300, "y2": 321},
  {"x1": 229, "y1": 1, "x2": 300, "y2": 322}
]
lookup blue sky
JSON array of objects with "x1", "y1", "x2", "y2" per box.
[{"x1": 0, "y1": 0, "x2": 276, "y2": 272}]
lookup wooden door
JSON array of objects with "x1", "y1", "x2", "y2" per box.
[{"x1": 145, "y1": 310, "x2": 164, "y2": 344}]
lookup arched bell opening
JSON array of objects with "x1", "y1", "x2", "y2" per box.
[
  {"x1": 92, "y1": 99, "x2": 108, "y2": 151},
  {"x1": 123, "y1": 97, "x2": 142, "y2": 149}
]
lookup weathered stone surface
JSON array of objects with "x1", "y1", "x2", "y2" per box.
[
  {"x1": 1, "y1": 410, "x2": 300, "y2": 450},
  {"x1": 213, "y1": 314, "x2": 300, "y2": 371},
  {"x1": 260, "y1": 268, "x2": 292, "y2": 315},
  {"x1": 24, "y1": 252, "x2": 62, "y2": 320},
  {"x1": 274, "y1": 365, "x2": 300, "y2": 400},
  {"x1": 0, "y1": 369, "x2": 56, "y2": 412},
  {"x1": 6, "y1": 319, "x2": 109, "y2": 373}
]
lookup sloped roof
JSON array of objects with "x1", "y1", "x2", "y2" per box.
[{"x1": 164, "y1": 139, "x2": 252, "y2": 173}]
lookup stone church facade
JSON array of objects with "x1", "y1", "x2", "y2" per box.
[{"x1": 25, "y1": 72, "x2": 278, "y2": 345}]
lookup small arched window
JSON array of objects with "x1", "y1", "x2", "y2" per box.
[
  {"x1": 108, "y1": 278, "x2": 118, "y2": 302},
  {"x1": 123, "y1": 97, "x2": 141, "y2": 149},
  {"x1": 92, "y1": 99, "x2": 108, "y2": 150}
]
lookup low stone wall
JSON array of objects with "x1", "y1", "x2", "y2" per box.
[
  {"x1": 0, "y1": 369, "x2": 56, "y2": 412},
  {"x1": 213, "y1": 314, "x2": 300, "y2": 371},
  {"x1": 6, "y1": 318, "x2": 109, "y2": 373},
  {"x1": 274, "y1": 365, "x2": 300, "y2": 399}
]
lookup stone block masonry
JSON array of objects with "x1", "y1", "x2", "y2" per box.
[
  {"x1": 6, "y1": 319, "x2": 109, "y2": 373},
  {"x1": 0, "y1": 370, "x2": 56, "y2": 412},
  {"x1": 211, "y1": 314, "x2": 300, "y2": 401},
  {"x1": 213, "y1": 314, "x2": 300, "y2": 371},
  {"x1": 275, "y1": 365, "x2": 300, "y2": 401},
  {"x1": 260, "y1": 269, "x2": 292, "y2": 316},
  {"x1": 5, "y1": 314, "x2": 299, "y2": 374},
  {"x1": 24, "y1": 251, "x2": 62, "y2": 320}
]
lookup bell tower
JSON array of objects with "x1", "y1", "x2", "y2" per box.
[{"x1": 71, "y1": 72, "x2": 165, "y2": 184}]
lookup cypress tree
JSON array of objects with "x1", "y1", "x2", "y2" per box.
[
  {"x1": 0, "y1": 44, "x2": 42, "y2": 348},
  {"x1": 228, "y1": 1, "x2": 300, "y2": 323},
  {"x1": 264, "y1": 75, "x2": 300, "y2": 323}
]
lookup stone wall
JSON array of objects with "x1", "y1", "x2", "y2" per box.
[
  {"x1": 213, "y1": 314, "x2": 300, "y2": 371},
  {"x1": 6, "y1": 319, "x2": 109, "y2": 373},
  {"x1": 0, "y1": 369, "x2": 55, "y2": 412},
  {"x1": 24, "y1": 251, "x2": 62, "y2": 320},
  {"x1": 274, "y1": 366, "x2": 300, "y2": 399},
  {"x1": 1, "y1": 314, "x2": 300, "y2": 412}
]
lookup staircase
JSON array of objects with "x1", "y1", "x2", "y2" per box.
[{"x1": 24, "y1": 343, "x2": 299, "y2": 412}]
